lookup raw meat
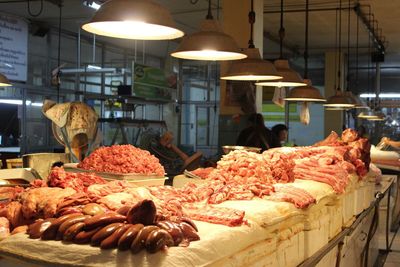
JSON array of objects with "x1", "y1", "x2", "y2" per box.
[
  {"x1": 270, "y1": 185, "x2": 316, "y2": 209},
  {"x1": 87, "y1": 180, "x2": 134, "y2": 199},
  {"x1": 294, "y1": 156, "x2": 349, "y2": 193},
  {"x1": 78, "y1": 144, "x2": 165, "y2": 176},
  {"x1": 19, "y1": 187, "x2": 76, "y2": 219},
  {"x1": 190, "y1": 167, "x2": 215, "y2": 179},
  {"x1": 0, "y1": 217, "x2": 10, "y2": 240},
  {"x1": 262, "y1": 149, "x2": 295, "y2": 183},
  {"x1": 341, "y1": 128, "x2": 359, "y2": 143},
  {"x1": 0, "y1": 201, "x2": 29, "y2": 228},
  {"x1": 47, "y1": 167, "x2": 106, "y2": 192},
  {"x1": 184, "y1": 204, "x2": 245, "y2": 227},
  {"x1": 96, "y1": 192, "x2": 140, "y2": 210},
  {"x1": 0, "y1": 186, "x2": 24, "y2": 201}
]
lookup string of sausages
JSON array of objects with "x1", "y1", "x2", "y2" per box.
[{"x1": 23, "y1": 200, "x2": 199, "y2": 254}]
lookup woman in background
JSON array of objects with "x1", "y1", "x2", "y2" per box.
[{"x1": 271, "y1": 124, "x2": 289, "y2": 146}]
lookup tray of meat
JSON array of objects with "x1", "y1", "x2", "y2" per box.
[
  {"x1": 64, "y1": 163, "x2": 167, "y2": 185},
  {"x1": 184, "y1": 167, "x2": 215, "y2": 179},
  {"x1": 65, "y1": 145, "x2": 167, "y2": 185}
]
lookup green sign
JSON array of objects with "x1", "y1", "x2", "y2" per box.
[
  {"x1": 132, "y1": 63, "x2": 176, "y2": 100},
  {"x1": 262, "y1": 103, "x2": 299, "y2": 122}
]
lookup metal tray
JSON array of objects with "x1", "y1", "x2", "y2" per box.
[{"x1": 64, "y1": 163, "x2": 166, "y2": 181}]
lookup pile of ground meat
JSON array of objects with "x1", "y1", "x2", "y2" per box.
[{"x1": 78, "y1": 145, "x2": 165, "y2": 176}]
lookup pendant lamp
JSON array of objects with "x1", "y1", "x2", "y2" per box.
[
  {"x1": 358, "y1": 109, "x2": 377, "y2": 119},
  {"x1": 284, "y1": 0, "x2": 325, "y2": 102},
  {"x1": 256, "y1": 59, "x2": 306, "y2": 87},
  {"x1": 255, "y1": 0, "x2": 305, "y2": 87},
  {"x1": 324, "y1": 0, "x2": 355, "y2": 109},
  {"x1": 220, "y1": 0, "x2": 280, "y2": 81},
  {"x1": 354, "y1": 16, "x2": 369, "y2": 109},
  {"x1": 171, "y1": 0, "x2": 246, "y2": 61},
  {"x1": 324, "y1": 89, "x2": 355, "y2": 108},
  {"x1": 361, "y1": 108, "x2": 385, "y2": 121},
  {"x1": 343, "y1": 0, "x2": 359, "y2": 108},
  {"x1": 0, "y1": 73, "x2": 11, "y2": 87},
  {"x1": 82, "y1": 0, "x2": 184, "y2": 40}
]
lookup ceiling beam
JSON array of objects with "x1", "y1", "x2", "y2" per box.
[
  {"x1": 263, "y1": 31, "x2": 300, "y2": 58},
  {"x1": 353, "y1": 3, "x2": 385, "y2": 54}
]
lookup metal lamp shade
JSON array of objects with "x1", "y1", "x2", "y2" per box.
[
  {"x1": 171, "y1": 19, "x2": 247, "y2": 61},
  {"x1": 358, "y1": 109, "x2": 378, "y2": 119},
  {"x1": 220, "y1": 48, "x2": 281, "y2": 81},
  {"x1": 284, "y1": 79, "x2": 326, "y2": 102},
  {"x1": 352, "y1": 93, "x2": 369, "y2": 109},
  {"x1": 256, "y1": 59, "x2": 306, "y2": 87},
  {"x1": 366, "y1": 109, "x2": 385, "y2": 121},
  {"x1": 0, "y1": 73, "x2": 11, "y2": 87},
  {"x1": 323, "y1": 89, "x2": 355, "y2": 108},
  {"x1": 82, "y1": 0, "x2": 184, "y2": 40}
]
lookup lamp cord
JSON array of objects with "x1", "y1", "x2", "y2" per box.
[
  {"x1": 206, "y1": 0, "x2": 213, "y2": 19},
  {"x1": 346, "y1": 0, "x2": 351, "y2": 91},
  {"x1": 57, "y1": 2, "x2": 62, "y2": 103},
  {"x1": 248, "y1": 0, "x2": 255, "y2": 48},
  {"x1": 356, "y1": 10, "x2": 359, "y2": 91},
  {"x1": 367, "y1": 11, "x2": 371, "y2": 107},
  {"x1": 337, "y1": 0, "x2": 342, "y2": 91},
  {"x1": 334, "y1": 8, "x2": 338, "y2": 91},
  {"x1": 279, "y1": 0, "x2": 285, "y2": 59},
  {"x1": 303, "y1": 0, "x2": 309, "y2": 79}
]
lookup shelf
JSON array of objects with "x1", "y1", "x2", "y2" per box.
[
  {"x1": 82, "y1": 92, "x2": 172, "y2": 105},
  {"x1": 98, "y1": 118, "x2": 167, "y2": 128}
]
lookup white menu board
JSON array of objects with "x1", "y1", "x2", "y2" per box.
[{"x1": 0, "y1": 12, "x2": 28, "y2": 82}]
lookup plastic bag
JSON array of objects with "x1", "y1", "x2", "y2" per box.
[
  {"x1": 272, "y1": 87, "x2": 286, "y2": 107},
  {"x1": 300, "y1": 102, "x2": 310, "y2": 125}
]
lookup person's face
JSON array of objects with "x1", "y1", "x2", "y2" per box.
[{"x1": 279, "y1": 130, "x2": 288, "y2": 142}]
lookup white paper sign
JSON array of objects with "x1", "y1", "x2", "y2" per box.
[{"x1": 0, "y1": 12, "x2": 28, "y2": 82}]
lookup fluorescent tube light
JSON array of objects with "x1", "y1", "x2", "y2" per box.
[
  {"x1": 360, "y1": 93, "x2": 400, "y2": 98},
  {"x1": 84, "y1": 1, "x2": 101, "y2": 10}
]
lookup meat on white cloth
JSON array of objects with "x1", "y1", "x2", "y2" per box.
[
  {"x1": 0, "y1": 217, "x2": 10, "y2": 240},
  {"x1": 184, "y1": 204, "x2": 246, "y2": 227},
  {"x1": 269, "y1": 185, "x2": 316, "y2": 209}
]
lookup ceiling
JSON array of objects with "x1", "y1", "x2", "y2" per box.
[{"x1": 0, "y1": 0, "x2": 399, "y2": 92}]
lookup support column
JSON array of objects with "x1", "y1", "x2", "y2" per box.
[
  {"x1": 324, "y1": 51, "x2": 345, "y2": 136},
  {"x1": 220, "y1": 0, "x2": 264, "y2": 115},
  {"x1": 217, "y1": 0, "x2": 265, "y2": 149}
]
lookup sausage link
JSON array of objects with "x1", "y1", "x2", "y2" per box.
[
  {"x1": 100, "y1": 224, "x2": 131, "y2": 249},
  {"x1": 145, "y1": 229, "x2": 174, "y2": 253},
  {"x1": 73, "y1": 227, "x2": 101, "y2": 244},
  {"x1": 41, "y1": 213, "x2": 82, "y2": 240},
  {"x1": 131, "y1": 226, "x2": 159, "y2": 254},
  {"x1": 84, "y1": 213, "x2": 126, "y2": 230},
  {"x1": 91, "y1": 223, "x2": 124, "y2": 246},
  {"x1": 28, "y1": 219, "x2": 55, "y2": 239},
  {"x1": 63, "y1": 222, "x2": 86, "y2": 242},
  {"x1": 56, "y1": 215, "x2": 90, "y2": 240},
  {"x1": 117, "y1": 224, "x2": 144, "y2": 251}
]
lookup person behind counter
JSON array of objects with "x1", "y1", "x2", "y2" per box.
[
  {"x1": 271, "y1": 124, "x2": 288, "y2": 146},
  {"x1": 381, "y1": 137, "x2": 400, "y2": 149},
  {"x1": 236, "y1": 113, "x2": 280, "y2": 152}
]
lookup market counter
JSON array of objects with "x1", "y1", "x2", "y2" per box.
[{"x1": 0, "y1": 173, "x2": 390, "y2": 267}]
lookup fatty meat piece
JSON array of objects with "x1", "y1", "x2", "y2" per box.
[
  {"x1": 47, "y1": 167, "x2": 106, "y2": 192},
  {"x1": 269, "y1": 185, "x2": 316, "y2": 209},
  {"x1": 20, "y1": 187, "x2": 76, "y2": 219},
  {"x1": 183, "y1": 204, "x2": 245, "y2": 227}
]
